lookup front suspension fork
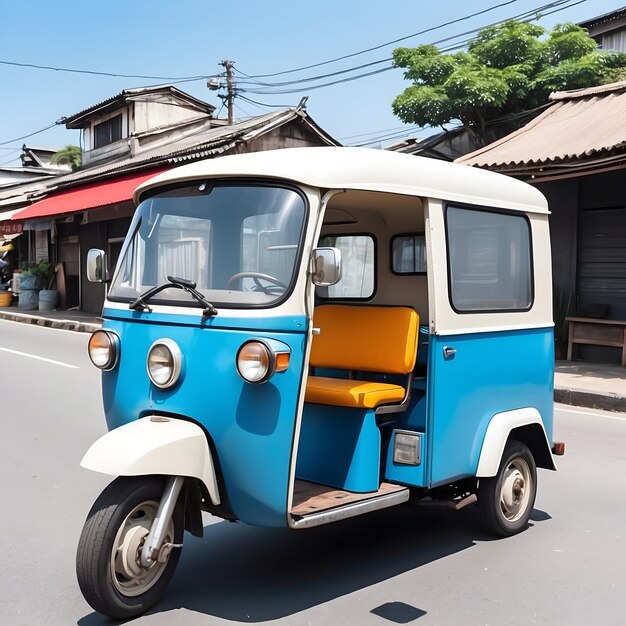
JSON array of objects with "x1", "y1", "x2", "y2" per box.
[{"x1": 140, "y1": 476, "x2": 185, "y2": 567}]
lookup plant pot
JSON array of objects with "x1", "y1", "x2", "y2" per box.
[
  {"x1": 38, "y1": 289, "x2": 57, "y2": 311},
  {"x1": 0, "y1": 291, "x2": 12, "y2": 307}
]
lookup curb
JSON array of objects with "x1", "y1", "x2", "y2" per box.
[
  {"x1": 0, "y1": 310, "x2": 101, "y2": 333},
  {"x1": 554, "y1": 386, "x2": 626, "y2": 413}
]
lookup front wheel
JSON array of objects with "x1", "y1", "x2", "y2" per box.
[
  {"x1": 76, "y1": 476, "x2": 184, "y2": 619},
  {"x1": 478, "y1": 439, "x2": 537, "y2": 537}
]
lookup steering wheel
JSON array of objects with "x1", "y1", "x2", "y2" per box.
[{"x1": 226, "y1": 271, "x2": 288, "y2": 294}]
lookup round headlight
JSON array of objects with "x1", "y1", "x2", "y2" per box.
[
  {"x1": 147, "y1": 339, "x2": 182, "y2": 388},
  {"x1": 237, "y1": 341, "x2": 273, "y2": 383},
  {"x1": 88, "y1": 330, "x2": 119, "y2": 370}
]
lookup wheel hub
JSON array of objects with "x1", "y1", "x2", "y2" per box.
[
  {"x1": 116, "y1": 526, "x2": 150, "y2": 579},
  {"x1": 110, "y1": 500, "x2": 175, "y2": 597},
  {"x1": 500, "y1": 462, "x2": 530, "y2": 521}
]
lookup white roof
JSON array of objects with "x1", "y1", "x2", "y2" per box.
[{"x1": 134, "y1": 147, "x2": 548, "y2": 214}]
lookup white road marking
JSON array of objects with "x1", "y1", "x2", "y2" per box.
[
  {"x1": 0, "y1": 346, "x2": 79, "y2": 369},
  {"x1": 556, "y1": 404, "x2": 626, "y2": 422}
]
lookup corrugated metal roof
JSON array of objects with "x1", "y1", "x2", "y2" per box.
[
  {"x1": 34, "y1": 108, "x2": 338, "y2": 194},
  {"x1": 579, "y1": 6, "x2": 626, "y2": 28},
  {"x1": 457, "y1": 81, "x2": 626, "y2": 174},
  {"x1": 63, "y1": 85, "x2": 215, "y2": 128}
]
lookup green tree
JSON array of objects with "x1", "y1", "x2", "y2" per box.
[
  {"x1": 51, "y1": 145, "x2": 82, "y2": 170},
  {"x1": 392, "y1": 20, "x2": 626, "y2": 146}
]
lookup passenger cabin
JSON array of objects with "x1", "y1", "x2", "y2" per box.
[{"x1": 131, "y1": 147, "x2": 554, "y2": 526}]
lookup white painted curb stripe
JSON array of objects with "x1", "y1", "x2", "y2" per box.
[
  {"x1": 0, "y1": 346, "x2": 79, "y2": 369},
  {"x1": 556, "y1": 405, "x2": 626, "y2": 422}
]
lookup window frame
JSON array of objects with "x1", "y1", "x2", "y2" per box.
[
  {"x1": 316, "y1": 232, "x2": 377, "y2": 302},
  {"x1": 390, "y1": 232, "x2": 427, "y2": 276},
  {"x1": 444, "y1": 202, "x2": 534, "y2": 315},
  {"x1": 93, "y1": 114, "x2": 123, "y2": 149}
]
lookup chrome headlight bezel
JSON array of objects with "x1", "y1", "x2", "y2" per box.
[
  {"x1": 147, "y1": 339, "x2": 183, "y2": 389},
  {"x1": 236, "y1": 339, "x2": 291, "y2": 384},
  {"x1": 236, "y1": 340, "x2": 274, "y2": 384},
  {"x1": 88, "y1": 330, "x2": 120, "y2": 371}
]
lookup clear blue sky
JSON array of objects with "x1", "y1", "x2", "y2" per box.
[{"x1": 0, "y1": 0, "x2": 623, "y2": 166}]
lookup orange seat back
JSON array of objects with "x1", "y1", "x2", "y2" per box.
[{"x1": 310, "y1": 305, "x2": 419, "y2": 375}]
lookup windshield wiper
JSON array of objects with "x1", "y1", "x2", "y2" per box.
[{"x1": 129, "y1": 275, "x2": 218, "y2": 321}]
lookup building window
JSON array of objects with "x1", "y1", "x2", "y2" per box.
[
  {"x1": 93, "y1": 115, "x2": 123, "y2": 148},
  {"x1": 446, "y1": 205, "x2": 532, "y2": 312},
  {"x1": 317, "y1": 234, "x2": 375, "y2": 299},
  {"x1": 392, "y1": 234, "x2": 427, "y2": 274}
]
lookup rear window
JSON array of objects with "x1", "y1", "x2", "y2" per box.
[{"x1": 392, "y1": 234, "x2": 426, "y2": 274}]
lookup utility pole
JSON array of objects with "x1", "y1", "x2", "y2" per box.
[{"x1": 220, "y1": 60, "x2": 235, "y2": 125}]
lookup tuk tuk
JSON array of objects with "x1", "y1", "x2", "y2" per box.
[{"x1": 77, "y1": 147, "x2": 563, "y2": 619}]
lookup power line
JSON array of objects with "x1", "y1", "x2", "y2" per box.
[
  {"x1": 238, "y1": 0, "x2": 589, "y2": 96},
  {"x1": 234, "y1": 58, "x2": 389, "y2": 88},
  {"x1": 0, "y1": 59, "x2": 213, "y2": 81},
  {"x1": 0, "y1": 150, "x2": 23, "y2": 167},
  {"x1": 238, "y1": 0, "x2": 527, "y2": 79},
  {"x1": 339, "y1": 124, "x2": 422, "y2": 141},
  {"x1": 238, "y1": 95, "x2": 297, "y2": 109},
  {"x1": 354, "y1": 127, "x2": 434, "y2": 147},
  {"x1": 0, "y1": 123, "x2": 57, "y2": 147},
  {"x1": 437, "y1": 0, "x2": 590, "y2": 53},
  {"x1": 243, "y1": 65, "x2": 393, "y2": 95}
]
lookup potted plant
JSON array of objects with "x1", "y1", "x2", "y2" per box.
[
  {"x1": 37, "y1": 261, "x2": 57, "y2": 311},
  {"x1": 0, "y1": 283, "x2": 11, "y2": 307},
  {"x1": 18, "y1": 261, "x2": 56, "y2": 311}
]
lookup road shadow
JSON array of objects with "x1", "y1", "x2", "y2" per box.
[{"x1": 77, "y1": 504, "x2": 550, "y2": 624}]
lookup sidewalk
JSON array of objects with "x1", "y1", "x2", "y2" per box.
[
  {"x1": 0, "y1": 305, "x2": 101, "y2": 333},
  {"x1": 2, "y1": 305, "x2": 626, "y2": 412},
  {"x1": 553, "y1": 360, "x2": 626, "y2": 412}
]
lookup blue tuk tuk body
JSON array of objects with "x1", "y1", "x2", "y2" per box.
[{"x1": 77, "y1": 147, "x2": 559, "y2": 619}]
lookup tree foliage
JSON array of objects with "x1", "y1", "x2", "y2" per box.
[
  {"x1": 392, "y1": 21, "x2": 626, "y2": 140},
  {"x1": 51, "y1": 145, "x2": 82, "y2": 170}
]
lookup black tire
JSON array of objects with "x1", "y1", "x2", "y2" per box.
[
  {"x1": 76, "y1": 476, "x2": 184, "y2": 620},
  {"x1": 478, "y1": 439, "x2": 537, "y2": 537}
]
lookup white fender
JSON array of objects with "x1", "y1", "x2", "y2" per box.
[
  {"x1": 476, "y1": 407, "x2": 556, "y2": 477},
  {"x1": 81, "y1": 416, "x2": 220, "y2": 505}
]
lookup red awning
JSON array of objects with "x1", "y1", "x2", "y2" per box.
[{"x1": 13, "y1": 169, "x2": 169, "y2": 221}]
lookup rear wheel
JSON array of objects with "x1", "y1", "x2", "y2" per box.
[
  {"x1": 76, "y1": 476, "x2": 184, "y2": 619},
  {"x1": 479, "y1": 439, "x2": 537, "y2": 537}
]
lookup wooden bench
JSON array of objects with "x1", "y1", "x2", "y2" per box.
[
  {"x1": 566, "y1": 316, "x2": 626, "y2": 366},
  {"x1": 305, "y1": 305, "x2": 419, "y2": 413}
]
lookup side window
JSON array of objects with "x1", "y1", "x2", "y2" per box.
[
  {"x1": 392, "y1": 234, "x2": 426, "y2": 274},
  {"x1": 318, "y1": 234, "x2": 375, "y2": 299},
  {"x1": 446, "y1": 206, "x2": 532, "y2": 312}
]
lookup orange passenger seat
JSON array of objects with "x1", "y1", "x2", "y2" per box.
[{"x1": 305, "y1": 305, "x2": 419, "y2": 412}]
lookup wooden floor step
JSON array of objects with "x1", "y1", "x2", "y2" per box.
[{"x1": 291, "y1": 479, "x2": 407, "y2": 516}]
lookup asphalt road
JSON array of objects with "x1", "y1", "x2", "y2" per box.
[{"x1": 1, "y1": 319, "x2": 625, "y2": 626}]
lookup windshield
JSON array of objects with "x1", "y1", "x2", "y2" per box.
[{"x1": 109, "y1": 182, "x2": 307, "y2": 308}]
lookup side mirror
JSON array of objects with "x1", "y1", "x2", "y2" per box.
[
  {"x1": 86, "y1": 248, "x2": 109, "y2": 283},
  {"x1": 312, "y1": 247, "x2": 341, "y2": 286}
]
